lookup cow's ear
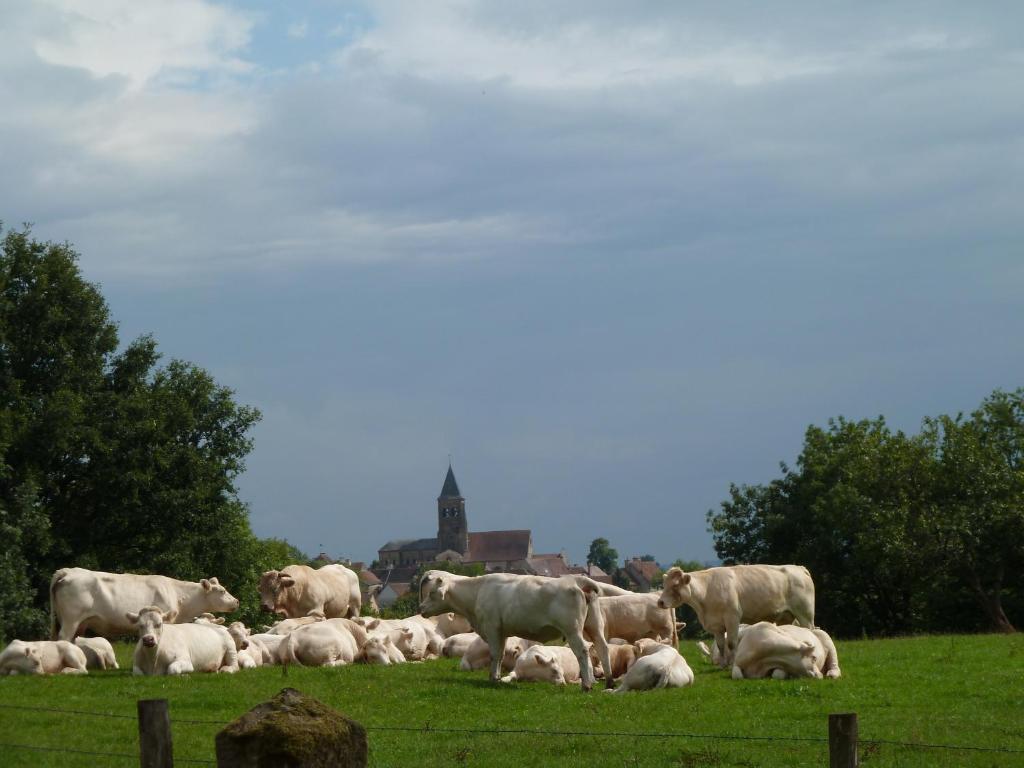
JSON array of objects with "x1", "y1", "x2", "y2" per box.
[
  {"x1": 367, "y1": 619, "x2": 380, "y2": 630},
  {"x1": 214, "y1": 617, "x2": 225, "y2": 625},
  {"x1": 280, "y1": 575, "x2": 296, "y2": 588},
  {"x1": 163, "y1": 611, "x2": 174, "y2": 622},
  {"x1": 800, "y1": 642, "x2": 815, "y2": 657},
  {"x1": 126, "y1": 611, "x2": 140, "y2": 624},
  {"x1": 537, "y1": 655, "x2": 550, "y2": 666},
  {"x1": 680, "y1": 574, "x2": 692, "y2": 586},
  {"x1": 208, "y1": 577, "x2": 220, "y2": 586},
  {"x1": 201, "y1": 579, "x2": 212, "y2": 591},
  {"x1": 23, "y1": 647, "x2": 32, "y2": 657}
]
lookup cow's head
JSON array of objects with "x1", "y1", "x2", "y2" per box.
[
  {"x1": 656, "y1": 567, "x2": 692, "y2": 610},
  {"x1": 258, "y1": 570, "x2": 296, "y2": 614},
  {"x1": 193, "y1": 613, "x2": 225, "y2": 626},
  {"x1": 200, "y1": 577, "x2": 240, "y2": 613},
  {"x1": 634, "y1": 638, "x2": 667, "y2": 658},
  {"x1": 127, "y1": 606, "x2": 173, "y2": 649},
  {"x1": 363, "y1": 635, "x2": 393, "y2": 666},
  {"x1": 418, "y1": 571, "x2": 451, "y2": 617},
  {"x1": 501, "y1": 637, "x2": 531, "y2": 673},
  {"x1": 227, "y1": 622, "x2": 250, "y2": 651},
  {"x1": 531, "y1": 649, "x2": 566, "y2": 685},
  {"x1": 6, "y1": 641, "x2": 43, "y2": 675}
]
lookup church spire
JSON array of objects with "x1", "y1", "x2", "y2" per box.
[{"x1": 439, "y1": 462, "x2": 463, "y2": 499}]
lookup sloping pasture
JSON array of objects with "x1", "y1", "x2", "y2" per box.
[{"x1": 0, "y1": 634, "x2": 1022, "y2": 767}]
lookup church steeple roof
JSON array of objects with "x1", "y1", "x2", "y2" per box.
[{"x1": 439, "y1": 463, "x2": 463, "y2": 499}]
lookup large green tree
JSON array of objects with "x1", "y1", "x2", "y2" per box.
[
  {"x1": 0, "y1": 225, "x2": 267, "y2": 638},
  {"x1": 587, "y1": 537, "x2": 619, "y2": 574},
  {"x1": 707, "y1": 395, "x2": 1024, "y2": 637}
]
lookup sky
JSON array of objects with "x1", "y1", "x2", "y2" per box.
[{"x1": 1, "y1": 1, "x2": 1022, "y2": 567}]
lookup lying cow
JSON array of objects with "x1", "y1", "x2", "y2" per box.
[
  {"x1": 50, "y1": 567, "x2": 240, "y2": 641},
  {"x1": 363, "y1": 633, "x2": 404, "y2": 665},
  {"x1": 730, "y1": 622, "x2": 841, "y2": 680},
  {"x1": 278, "y1": 620, "x2": 360, "y2": 667},
  {"x1": 657, "y1": 564, "x2": 815, "y2": 666},
  {"x1": 420, "y1": 571, "x2": 613, "y2": 691},
  {"x1": 442, "y1": 632, "x2": 479, "y2": 658},
  {"x1": 608, "y1": 641, "x2": 693, "y2": 693},
  {"x1": 501, "y1": 645, "x2": 592, "y2": 685},
  {"x1": 585, "y1": 593, "x2": 679, "y2": 648},
  {"x1": 225, "y1": 622, "x2": 269, "y2": 669},
  {"x1": 460, "y1": 634, "x2": 539, "y2": 672},
  {"x1": 261, "y1": 610, "x2": 325, "y2": 635},
  {"x1": 74, "y1": 637, "x2": 119, "y2": 670},
  {"x1": 259, "y1": 564, "x2": 361, "y2": 619},
  {"x1": 1, "y1": 640, "x2": 88, "y2": 675},
  {"x1": 128, "y1": 606, "x2": 238, "y2": 675},
  {"x1": 434, "y1": 612, "x2": 473, "y2": 638},
  {"x1": 593, "y1": 642, "x2": 638, "y2": 680},
  {"x1": 249, "y1": 632, "x2": 285, "y2": 662}
]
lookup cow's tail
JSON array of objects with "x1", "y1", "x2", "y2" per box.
[
  {"x1": 50, "y1": 569, "x2": 70, "y2": 640},
  {"x1": 574, "y1": 576, "x2": 604, "y2": 603},
  {"x1": 281, "y1": 632, "x2": 300, "y2": 669}
]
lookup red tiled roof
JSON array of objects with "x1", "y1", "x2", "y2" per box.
[
  {"x1": 529, "y1": 554, "x2": 570, "y2": 577},
  {"x1": 466, "y1": 530, "x2": 531, "y2": 563},
  {"x1": 359, "y1": 570, "x2": 381, "y2": 586}
]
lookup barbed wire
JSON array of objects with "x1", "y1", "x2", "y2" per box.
[{"x1": 3, "y1": 700, "x2": 1023, "y2": 756}]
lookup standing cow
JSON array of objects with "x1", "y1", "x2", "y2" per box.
[
  {"x1": 258, "y1": 564, "x2": 361, "y2": 619},
  {"x1": 50, "y1": 568, "x2": 240, "y2": 641},
  {"x1": 419, "y1": 570, "x2": 613, "y2": 691},
  {"x1": 657, "y1": 564, "x2": 815, "y2": 667}
]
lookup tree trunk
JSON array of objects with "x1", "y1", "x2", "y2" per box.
[{"x1": 966, "y1": 567, "x2": 1016, "y2": 634}]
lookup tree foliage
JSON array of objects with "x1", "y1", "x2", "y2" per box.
[
  {"x1": 0, "y1": 225, "x2": 275, "y2": 639},
  {"x1": 707, "y1": 393, "x2": 1024, "y2": 637},
  {"x1": 587, "y1": 537, "x2": 619, "y2": 574}
]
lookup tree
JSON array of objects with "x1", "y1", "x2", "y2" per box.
[
  {"x1": 587, "y1": 537, "x2": 619, "y2": 574},
  {"x1": 0, "y1": 225, "x2": 264, "y2": 639},
  {"x1": 923, "y1": 390, "x2": 1024, "y2": 633}
]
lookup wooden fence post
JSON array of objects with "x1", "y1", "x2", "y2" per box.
[
  {"x1": 138, "y1": 699, "x2": 174, "y2": 768},
  {"x1": 828, "y1": 712, "x2": 858, "y2": 768}
]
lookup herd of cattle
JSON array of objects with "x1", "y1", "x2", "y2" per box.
[{"x1": 0, "y1": 562, "x2": 841, "y2": 692}]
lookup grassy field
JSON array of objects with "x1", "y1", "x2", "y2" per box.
[{"x1": 1, "y1": 633, "x2": 1022, "y2": 767}]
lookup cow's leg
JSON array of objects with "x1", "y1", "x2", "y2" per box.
[
  {"x1": 167, "y1": 660, "x2": 193, "y2": 675},
  {"x1": 57, "y1": 615, "x2": 81, "y2": 642},
  {"x1": 485, "y1": 634, "x2": 505, "y2": 683},
  {"x1": 567, "y1": 632, "x2": 595, "y2": 692},
  {"x1": 713, "y1": 628, "x2": 729, "y2": 668},
  {"x1": 724, "y1": 617, "x2": 741, "y2": 666}
]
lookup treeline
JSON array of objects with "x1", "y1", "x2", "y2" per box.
[
  {"x1": 0, "y1": 226, "x2": 303, "y2": 641},
  {"x1": 708, "y1": 390, "x2": 1024, "y2": 637}
]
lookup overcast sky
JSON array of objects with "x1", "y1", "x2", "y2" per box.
[{"x1": 2, "y1": 1, "x2": 1021, "y2": 566}]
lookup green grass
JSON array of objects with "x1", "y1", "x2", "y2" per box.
[{"x1": 1, "y1": 634, "x2": 1023, "y2": 767}]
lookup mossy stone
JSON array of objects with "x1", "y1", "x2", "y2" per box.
[{"x1": 215, "y1": 688, "x2": 367, "y2": 768}]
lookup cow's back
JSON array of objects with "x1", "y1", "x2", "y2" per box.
[
  {"x1": 475, "y1": 575, "x2": 586, "y2": 642},
  {"x1": 53, "y1": 568, "x2": 180, "y2": 638}
]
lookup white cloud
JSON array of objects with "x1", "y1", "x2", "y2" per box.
[
  {"x1": 287, "y1": 20, "x2": 308, "y2": 40},
  {"x1": 32, "y1": 0, "x2": 255, "y2": 89}
]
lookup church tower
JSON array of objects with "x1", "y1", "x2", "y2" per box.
[{"x1": 437, "y1": 463, "x2": 469, "y2": 555}]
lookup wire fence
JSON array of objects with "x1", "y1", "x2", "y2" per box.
[{"x1": 2, "y1": 700, "x2": 1024, "y2": 766}]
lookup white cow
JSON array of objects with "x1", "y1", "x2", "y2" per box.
[
  {"x1": 434, "y1": 612, "x2": 473, "y2": 638},
  {"x1": 261, "y1": 610, "x2": 326, "y2": 635},
  {"x1": 500, "y1": 645, "x2": 589, "y2": 685},
  {"x1": 259, "y1": 564, "x2": 361, "y2": 619},
  {"x1": 1, "y1": 640, "x2": 88, "y2": 675},
  {"x1": 278, "y1": 621, "x2": 360, "y2": 667},
  {"x1": 657, "y1": 565, "x2": 815, "y2": 666},
  {"x1": 420, "y1": 571, "x2": 612, "y2": 691},
  {"x1": 249, "y1": 633, "x2": 284, "y2": 663},
  {"x1": 730, "y1": 622, "x2": 841, "y2": 680},
  {"x1": 592, "y1": 643, "x2": 638, "y2": 680},
  {"x1": 459, "y1": 634, "x2": 539, "y2": 672},
  {"x1": 363, "y1": 633, "x2": 404, "y2": 665},
  {"x1": 224, "y1": 622, "x2": 267, "y2": 669},
  {"x1": 607, "y1": 642, "x2": 694, "y2": 693},
  {"x1": 50, "y1": 568, "x2": 240, "y2": 641},
  {"x1": 128, "y1": 606, "x2": 238, "y2": 675},
  {"x1": 74, "y1": 637, "x2": 119, "y2": 670},
  {"x1": 442, "y1": 632, "x2": 479, "y2": 658},
  {"x1": 585, "y1": 593, "x2": 680, "y2": 647}
]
